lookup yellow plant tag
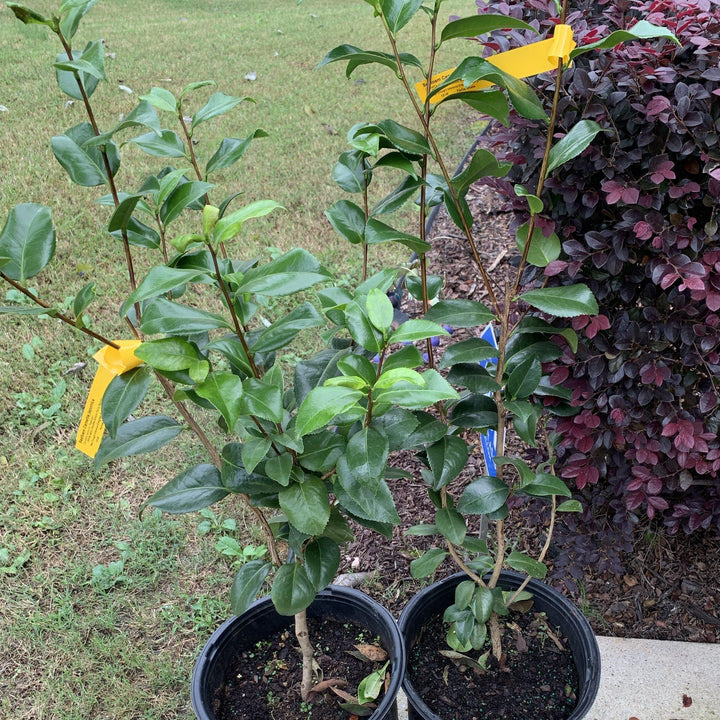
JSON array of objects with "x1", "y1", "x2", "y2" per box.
[
  {"x1": 415, "y1": 24, "x2": 576, "y2": 104},
  {"x1": 75, "y1": 340, "x2": 143, "y2": 458}
]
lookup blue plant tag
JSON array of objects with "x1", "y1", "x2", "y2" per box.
[{"x1": 478, "y1": 324, "x2": 498, "y2": 476}]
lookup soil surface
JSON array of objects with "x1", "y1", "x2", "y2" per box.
[
  {"x1": 217, "y1": 616, "x2": 390, "y2": 720},
  {"x1": 342, "y1": 178, "x2": 720, "y2": 646},
  {"x1": 409, "y1": 610, "x2": 578, "y2": 720}
]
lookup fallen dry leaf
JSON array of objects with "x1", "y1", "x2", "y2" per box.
[
  {"x1": 330, "y1": 686, "x2": 359, "y2": 703},
  {"x1": 354, "y1": 644, "x2": 388, "y2": 662},
  {"x1": 310, "y1": 678, "x2": 347, "y2": 694}
]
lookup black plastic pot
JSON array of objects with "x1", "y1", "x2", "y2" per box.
[
  {"x1": 399, "y1": 571, "x2": 601, "y2": 720},
  {"x1": 191, "y1": 584, "x2": 405, "y2": 720}
]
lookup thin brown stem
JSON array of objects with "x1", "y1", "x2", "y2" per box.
[
  {"x1": 296, "y1": 610, "x2": 315, "y2": 701},
  {"x1": 1, "y1": 272, "x2": 120, "y2": 349}
]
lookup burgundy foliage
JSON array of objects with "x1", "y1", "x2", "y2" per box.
[{"x1": 477, "y1": 0, "x2": 720, "y2": 542}]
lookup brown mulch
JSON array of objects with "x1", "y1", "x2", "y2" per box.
[{"x1": 341, "y1": 178, "x2": 720, "y2": 646}]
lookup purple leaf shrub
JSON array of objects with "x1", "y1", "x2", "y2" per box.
[{"x1": 477, "y1": 0, "x2": 720, "y2": 544}]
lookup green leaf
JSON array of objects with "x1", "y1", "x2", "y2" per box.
[
  {"x1": 405, "y1": 523, "x2": 438, "y2": 537},
  {"x1": 230, "y1": 560, "x2": 271, "y2": 615},
  {"x1": 0, "y1": 305, "x2": 57, "y2": 316},
  {"x1": 160, "y1": 181, "x2": 213, "y2": 225},
  {"x1": 120, "y1": 266, "x2": 209, "y2": 318},
  {"x1": 426, "y1": 435, "x2": 468, "y2": 489},
  {"x1": 108, "y1": 193, "x2": 145, "y2": 234},
  {"x1": 369, "y1": 407, "x2": 419, "y2": 451},
  {"x1": 140, "y1": 298, "x2": 231, "y2": 335},
  {"x1": 317, "y1": 44, "x2": 423, "y2": 77},
  {"x1": 402, "y1": 411, "x2": 447, "y2": 447},
  {"x1": 331, "y1": 150, "x2": 367, "y2": 194},
  {"x1": 325, "y1": 200, "x2": 366, "y2": 245},
  {"x1": 101, "y1": 366, "x2": 150, "y2": 438},
  {"x1": 521, "y1": 285, "x2": 599, "y2": 318},
  {"x1": 440, "y1": 14, "x2": 537, "y2": 45},
  {"x1": 547, "y1": 120, "x2": 606, "y2": 174},
  {"x1": 456, "y1": 476, "x2": 509, "y2": 515},
  {"x1": 192, "y1": 92, "x2": 247, "y2": 130},
  {"x1": 7, "y1": 3, "x2": 55, "y2": 26},
  {"x1": 471, "y1": 585, "x2": 494, "y2": 624},
  {"x1": 447, "y1": 364, "x2": 500, "y2": 394},
  {"x1": 439, "y1": 339, "x2": 498, "y2": 369},
  {"x1": 506, "y1": 551, "x2": 547, "y2": 579},
  {"x1": 506, "y1": 356, "x2": 542, "y2": 400},
  {"x1": 179, "y1": 80, "x2": 216, "y2": 100},
  {"x1": 494, "y1": 456, "x2": 534, "y2": 485},
  {"x1": 271, "y1": 562, "x2": 316, "y2": 616},
  {"x1": 335, "y1": 457, "x2": 400, "y2": 524},
  {"x1": 373, "y1": 368, "x2": 424, "y2": 391},
  {"x1": 240, "y1": 378, "x2": 283, "y2": 423},
  {"x1": 212, "y1": 199, "x2": 283, "y2": 245},
  {"x1": 376, "y1": 118, "x2": 433, "y2": 156},
  {"x1": 365, "y1": 218, "x2": 430, "y2": 255},
  {"x1": 514, "y1": 185, "x2": 543, "y2": 215},
  {"x1": 51, "y1": 128, "x2": 110, "y2": 187},
  {"x1": 338, "y1": 354, "x2": 377, "y2": 386},
  {"x1": 304, "y1": 537, "x2": 341, "y2": 590},
  {"x1": 435, "y1": 507, "x2": 466, "y2": 545},
  {"x1": 195, "y1": 372, "x2": 244, "y2": 431},
  {"x1": 265, "y1": 452, "x2": 293, "y2": 486},
  {"x1": 221, "y1": 443, "x2": 283, "y2": 501},
  {"x1": 388, "y1": 319, "x2": 448, "y2": 344},
  {"x1": 450, "y1": 394, "x2": 498, "y2": 429},
  {"x1": 279, "y1": 476, "x2": 330, "y2": 536},
  {"x1": 425, "y1": 299, "x2": 494, "y2": 328},
  {"x1": 381, "y1": 0, "x2": 424, "y2": 34},
  {"x1": 346, "y1": 427, "x2": 389, "y2": 482},
  {"x1": 382, "y1": 344, "x2": 424, "y2": 373},
  {"x1": 128, "y1": 130, "x2": 186, "y2": 158},
  {"x1": 59, "y1": 0, "x2": 99, "y2": 40},
  {"x1": 373, "y1": 369, "x2": 459, "y2": 409},
  {"x1": 522, "y1": 473, "x2": 572, "y2": 498},
  {"x1": 233, "y1": 248, "x2": 330, "y2": 297},
  {"x1": 570, "y1": 21, "x2": 680, "y2": 59},
  {"x1": 134, "y1": 337, "x2": 199, "y2": 371},
  {"x1": 557, "y1": 499, "x2": 583, "y2": 513},
  {"x1": 295, "y1": 386, "x2": 363, "y2": 437},
  {"x1": 410, "y1": 548, "x2": 448, "y2": 578},
  {"x1": 146, "y1": 463, "x2": 226, "y2": 513},
  {"x1": 205, "y1": 130, "x2": 269, "y2": 175},
  {"x1": 53, "y1": 39, "x2": 105, "y2": 80},
  {"x1": 0, "y1": 203, "x2": 55, "y2": 282},
  {"x1": 94, "y1": 416, "x2": 182, "y2": 468},
  {"x1": 437, "y1": 89, "x2": 510, "y2": 126},
  {"x1": 298, "y1": 432, "x2": 346, "y2": 473},
  {"x1": 358, "y1": 661, "x2": 389, "y2": 705},
  {"x1": 450, "y1": 148, "x2": 511, "y2": 197},
  {"x1": 241, "y1": 437, "x2": 272, "y2": 474},
  {"x1": 84, "y1": 101, "x2": 162, "y2": 147},
  {"x1": 366, "y1": 288, "x2": 394, "y2": 334},
  {"x1": 516, "y1": 223, "x2": 561, "y2": 268},
  {"x1": 372, "y1": 175, "x2": 425, "y2": 216},
  {"x1": 344, "y1": 300, "x2": 383, "y2": 353},
  {"x1": 139, "y1": 86, "x2": 177, "y2": 113},
  {"x1": 251, "y1": 302, "x2": 324, "y2": 353},
  {"x1": 372, "y1": 151, "x2": 419, "y2": 178},
  {"x1": 55, "y1": 47, "x2": 100, "y2": 100},
  {"x1": 405, "y1": 274, "x2": 443, "y2": 302}
]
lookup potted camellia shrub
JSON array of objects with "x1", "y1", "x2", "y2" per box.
[
  {"x1": 0, "y1": 2, "x2": 460, "y2": 719},
  {"x1": 318, "y1": 1, "x2": 678, "y2": 719}
]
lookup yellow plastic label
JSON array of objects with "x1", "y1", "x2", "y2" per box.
[
  {"x1": 415, "y1": 23, "x2": 576, "y2": 104},
  {"x1": 75, "y1": 340, "x2": 143, "y2": 458}
]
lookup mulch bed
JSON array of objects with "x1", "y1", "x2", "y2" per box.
[{"x1": 341, "y1": 177, "x2": 720, "y2": 646}]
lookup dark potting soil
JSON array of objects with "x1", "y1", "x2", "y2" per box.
[
  {"x1": 408, "y1": 609, "x2": 579, "y2": 720},
  {"x1": 217, "y1": 616, "x2": 390, "y2": 720}
]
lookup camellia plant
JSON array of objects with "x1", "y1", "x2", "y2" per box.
[{"x1": 0, "y1": 0, "x2": 675, "y2": 715}]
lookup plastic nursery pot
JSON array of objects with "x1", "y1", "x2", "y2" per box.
[
  {"x1": 191, "y1": 584, "x2": 405, "y2": 720},
  {"x1": 399, "y1": 571, "x2": 601, "y2": 720}
]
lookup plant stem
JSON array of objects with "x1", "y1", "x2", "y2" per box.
[
  {"x1": 296, "y1": 610, "x2": 315, "y2": 701},
  {"x1": 1, "y1": 271, "x2": 120, "y2": 349}
]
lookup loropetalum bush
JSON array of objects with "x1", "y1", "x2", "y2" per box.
[{"x1": 478, "y1": 0, "x2": 720, "y2": 540}]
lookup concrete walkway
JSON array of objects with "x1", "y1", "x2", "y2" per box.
[{"x1": 587, "y1": 636, "x2": 720, "y2": 720}]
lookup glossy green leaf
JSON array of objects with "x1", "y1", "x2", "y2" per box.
[
  {"x1": 335, "y1": 456, "x2": 400, "y2": 524},
  {"x1": 265, "y1": 452, "x2": 293, "y2": 487},
  {"x1": 570, "y1": 21, "x2": 679, "y2": 59},
  {"x1": 366, "y1": 288, "x2": 394, "y2": 334},
  {"x1": 146, "y1": 463, "x2": 227, "y2": 514},
  {"x1": 139, "y1": 87, "x2": 177, "y2": 113},
  {"x1": 435, "y1": 507, "x2": 466, "y2": 545},
  {"x1": 101, "y1": 366, "x2": 150, "y2": 438},
  {"x1": 344, "y1": 300, "x2": 383, "y2": 353},
  {"x1": 51, "y1": 130, "x2": 109, "y2": 187},
  {"x1": 338, "y1": 354, "x2": 377, "y2": 386},
  {"x1": 382, "y1": 344, "x2": 424, "y2": 373},
  {"x1": 241, "y1": 437, "x2": 272, "y2": 474},
  {"x1": 94, "y1": 416, "x2": 182, "y2": 468},
  {"x1": 240, "y1": 378, "x2": 283, "y2": 423},
  {"x1": 405, "y1": 523, "x2": 438, "y2": 537},
  {"x1": 192, "y1": 92, "x2": 247, "y2": 130},
  {"x1": 426, "y1": 435, "x2": 468, "y2": 489},
  {"x1": 410, "y1": 548, "x2": 448, "y2": 578},
  {"x1": 0, "y1": 305, "x2": 56, "y2": 316},
  {"x1": 325, "y1": 199, "x2": 366, "y2": 245},
  {"x1": 59, "y1": 0, "x2": 99, "y2": 39},
  {"x1": 521, "y1": 284, "x2": 599, "y2": 318},
  {"x1": 450, "y1": 148, "x2": 511, "y2": 197},
  {"x1": 251, "y1": 302, "x2": 324, "y2": 353},
  {"x1": 85, "y1": 101, "x2": 162, "y2": 147},
  {"x1": 295, "y1": 386, "x2": 363, "y2": 437},
  {"x1": 446, "y1": 364, "x2": 500, "y2": 394},
  {"x1": 212, "y1": 199, "x2": 282, "y2": 245},
  {"x1": 514, "y1": 185, "x2": 543, "y2": 214},
  {"x1": 346, "y1": 427, "x2": 389, "y2": 482},
  {"x1": 230, "y1": 560, "x2": 270, "y2": 615},
  {"x1": 160, "y1": 181, "x2": 213, "y2": 225},
  {"x1": 373, "y1": 369, "x2": 459, "y2": 408},
  {"x1": 120, "y1": 267, "x2": 209, "y2": 317},
  {"x1": 365, "y1": 218, "x2": 430, "y2": 255},
  {"x1": 450, "y1": 394, "x2": 498, "y2": 429},
  {"x1": 471, "y1": 585, "x2": 494, "y2": 624},
  {"x1": 389, "y1": 319, "x2": 448, "y2": 344},
  {"x1": 179, "y1": 80, "x2": 216, "y2": 100},
  {"x1": 439, "y1": 14, "x2": 537, "y2": 45},
  {"x1": 522, "y1": 473, "x2": 572, "y2": 498},
  {"x1": 377, "y1": 118, "x2": 433, "y2": 156},
  {"x1": 405, "y1": 274, "x2": 443, "y2": 302},
  {"x1": 304, "y1": 537, "x2": 341, "y2": 590},
  {"x1": 515, "y1": 222, "x2": 561, "y2": 268},
  {"x1": 53, "y1": 39, "x2": 105, "y2": 80},
  {"x1": 271, "y1": 562, "x2": 316, "y2": 616},
  {"x1": 439, "y1": 339, "x2": 498, "y2": 369},
  {"x1": 494, "y1": 456, "x2": 534, "y2": 484},
  {"x1": 0, "y1": 203, "x2": 55, "y2": 282},
  {"x1": 279, "y1": 476, "x2": 330, "y2": 536},
  {"x1": 506, "y1": 356, "x2": 542, "y2": 400},
  {"x1": 547, "y1": 120, "x2": 606, "y2": 173},
  {"x1": 195, "y1": 372, "x2": 243, "y2": 431},
  {"x1": 108, "y1": 193, "x2": 144, "y2": 234},
  {"x1": 205, "y1": 130, "x2": 269, "y2": 175},
  {"x1": 317, "y1": 44, "x2": 423, "y2": 77},
  {"x1": 425, "y1": 299, "x2": 494, "y2": 328},
  {"x1": 506, "y1": 551, "x2": 548, "y2": 579},
  {"x1": 373, "y1": 368, "x2": 423, "y2": 391},
  {"x1": 128, "y1": 130, "x2": 186, "y2": 158},
  {"x1": 456, "y1": 475, "x2": 509, "y2": 515},
  {"x1": 298, "y1": 432, "x2": 346, "y2": 473},
  {"x1": 55, "y1": 47, "x2": 99, "y2": 100},
  {"x1": 437, "y1": 89, "x2": 510, "y2": 125},
  {"x1": 140, "y1": 298, "x2": 231, "y2": 335},
  {"x1": 233, "y1": 248, "x2": 330, "y2": 297},
  {"x1": 7, "y1": 2, "x2": 55, "y2": 26},
  {"x1": 372, "y1": 175, "x2": 424, "y2": 216},
  {"x1": 380, "y1": 0, "x2": 424, "y2": 34},
  {"x1": 558, "y1": 499, "x2": 583, "y2": 513}
]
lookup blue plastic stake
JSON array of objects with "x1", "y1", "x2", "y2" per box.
[{"x1": 478, "y1": 324, "x2": 499, "y2": 476}]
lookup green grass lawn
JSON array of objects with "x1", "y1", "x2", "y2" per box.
[{"x1": 0, "y1": 1, "x2": 481, "y2": 717}]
